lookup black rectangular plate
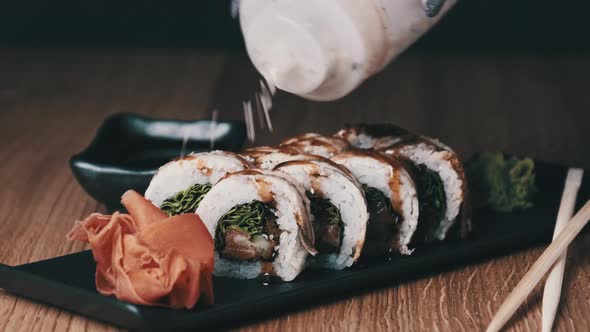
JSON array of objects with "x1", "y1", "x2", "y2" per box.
[{"x1": 1, "y1": 162, "x2": 589, "y2": 331}]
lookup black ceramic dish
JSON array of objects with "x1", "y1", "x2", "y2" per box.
[
  {"x1": 70, "y1": 113, "x2": 247, "y2": 210},
  {"x1": 0, "y1": 162, "x2": 588, "y2": 331}
]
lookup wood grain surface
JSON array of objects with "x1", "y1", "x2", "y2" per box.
[{"x1": 0, "y1": 48, "x2": 589, "y2": 332}]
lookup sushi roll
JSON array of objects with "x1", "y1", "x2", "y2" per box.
[
  {"x1": 331, "y1": 150, "x2": 419, "y2": 255},
  {"x1": 196, "y1": 169, "x2": 316, "y2": 281},
  {"x1": 274, "y1": 158, "x2": 368, "y2": 269},
  {"x1": 337, "y1": 124, "x2": 471, "y2": 240},
  {"x1": 145, "y1": 151, "x2": 251, "y2": 216},
  {"x1": 281, "y1": 133, "x2": 350, "y2": 158}
]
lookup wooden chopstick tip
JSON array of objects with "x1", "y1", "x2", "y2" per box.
[{"x1": 565, "y1": 168, "x2": 584, "y2": 187}]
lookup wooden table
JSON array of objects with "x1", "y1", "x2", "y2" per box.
[{"x1": 1, "y1": 48, "x2": 590, "y2": 331}]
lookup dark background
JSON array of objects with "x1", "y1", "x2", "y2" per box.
[{"x1": 1, "y1": 0, "x2": 589, "y2": 53}]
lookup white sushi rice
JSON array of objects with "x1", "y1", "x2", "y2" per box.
[
  {"x1": 242, "y1": 146, "x2": 301, "y2": 170},
  {"x1": 331, "y1": 151, "x2": 419, "y2": 255},
  {"x1": 335, "y1": 131, "x2": 378, "y2": 149},
  {"x1": 196, "y1": 170, "x2": 311, "y2": 281},
  {"x1": 281, "y1": 133, "x2": 350, "y2": 158},
  {"x1": 144, "y1": 151, "x2": 250, "y2": 207},
  {"x1": 275, "y1": 160, "x2": 368, "y2": 269}
]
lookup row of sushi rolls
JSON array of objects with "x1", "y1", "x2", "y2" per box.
[{"x1": 144, "y1": 124, "x2": 472, "y2": 282}]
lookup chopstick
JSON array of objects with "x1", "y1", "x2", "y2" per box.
[
  {"x1": 486, "y1": 199, "x2": 590, "y2": 332},
  {"x1": 542, "y1": 169, "x2": 584, "y2": 332}
]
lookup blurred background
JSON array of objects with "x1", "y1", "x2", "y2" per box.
[
  {"x1": 1, "y1": 0, "x2": 589, "y2": 53},
  {"x1": 1, "y1": 0, "x2": 589, "y2": 167}
]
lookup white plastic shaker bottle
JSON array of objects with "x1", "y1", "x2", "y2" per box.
[{"x1": 240, "y1": 0, "x2": 456, "y2": 101}]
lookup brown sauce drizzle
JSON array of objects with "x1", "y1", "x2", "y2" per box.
[
  {"x1": 276, "y1": 146, "x2": 302, "y2": 155},
  {"x1": 220, "y1": 169, "x2": 259, "y2": 183},
  {"x1": 388, "y1": 168, "x2": 404, "y2": 214},
  {"x1": 254, "y1": 178, "x2": 274, "y2": 203},
  {"x1": 274, "y1": 155, "x2": 354, "y2": 182},
  {"x1": 218, "y1": 171, "x2": 277, "y2": 238},
  {"x1": 337, "y1": 150, "x2": 408, "y2": 209},
  {"x1": 295, "y1": 141, "x2": 336, "y2": 156},
  {"x1": 193, "y1": 159, "x2": 212, "y2": 176},
  {"x1": 275, "y1": 159, "x2": 320, "y2": 171},
  {"x1": 310, "y1": 183, "x2": 324, "y2": 197},
  {"x1": 379, "y1": 135, "x2": 447, "y2": 155},
  {"x1": 244, "y1": 146, "x2": 300, "y2": 158},
  {"x1": 281, "y1": 133, "x2": 350, "y2": 157}
]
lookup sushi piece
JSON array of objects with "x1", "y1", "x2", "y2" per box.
[
  {"x1": 378, "y1": 136, "x2": 471, "y2": 241},
  {"x1": 145, "y1": 151, "x2": 251, "y2": 216},
  {"x1": 274, "y1": 158, "x2": 368, "y2": 269},
  {"x1": 337, "y1": 124, "x2": 471, "y2": 240},
  {"x1": 281, "y1": 133, "x2": 350, "y2": 158},
  {"x1": 331, "y1": 150, "x2": 419, "y2": 255},
  {"x1": 196, "y1": 169, "x2": 316, "y2": 281}
]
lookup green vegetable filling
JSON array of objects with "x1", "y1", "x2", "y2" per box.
[
  {"x1": 160, "y1": 183, "x2": 212, "y2": 217},
  {"x1": 362, "y1": 185, "x2": 400, "y2": 256},
  {"x1": 214, "y1": 201, "x2": 275, "y2": 251},
  {"x1": 466, "y1": 152, "x2": 536, "y2": 212},
  {"x1": 306, "y1": 192, "x2": 342, "y2": 225},
  {"x1": 414, "y1": 164, "x2": 447, "y2": 237},
  {"x1": 363, "y1": 185, "x2": 398, "y2": 219}
]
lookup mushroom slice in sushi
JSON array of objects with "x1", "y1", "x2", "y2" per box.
[
  {"x1": 332, "y1": 150, "x2": 419, "y2": 255},
  {"x1": 281, "y1": 133, "x2": 350, "y2": 158},
  {"x1": 145, "y1": 151, "x2": 250, "y2": 216},
  {"x1": 196, "y1": 170, "x2": 316, "y2": 281},
  {"x1": 274, "y1": 159, "x2": 368, "y2": 269}
]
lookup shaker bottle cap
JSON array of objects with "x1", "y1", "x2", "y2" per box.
[
  {"x1": 240, "y1": 0, "x2": 376, "y2": 101},
  {"x1": 243, "y1": 10, "x2": 330, "y2": 96}
]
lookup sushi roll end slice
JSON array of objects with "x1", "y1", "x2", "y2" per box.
[{"x1": 196, "y1": 169, "x2": 315, "y2": 281}]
